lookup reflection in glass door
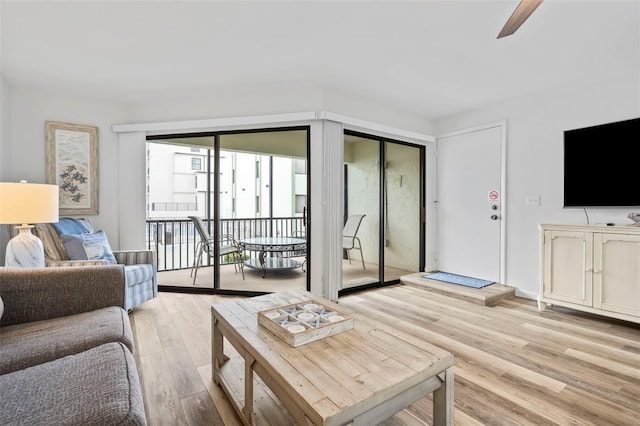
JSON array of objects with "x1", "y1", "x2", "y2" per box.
[
  {"x1": 342, "y1": 135, "x2": 381, "y2": 289},
  {"x1": 342, "y1": 132, "x2": 424, "y2": 291}
]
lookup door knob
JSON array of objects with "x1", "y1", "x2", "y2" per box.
[{"x1": 491, "y1": 215, "x2": 499, "y2": 220}]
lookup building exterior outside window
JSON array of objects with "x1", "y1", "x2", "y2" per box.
[
  {"x1": 146, "y1": 143, "x2": 306, "y2": 220},
  {"x1": 191, "y1": 157, "x2": 202, "y2": 170}
]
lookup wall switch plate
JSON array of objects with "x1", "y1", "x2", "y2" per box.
[{"x1": 526, "y1": 195, "x2": 540, "y2": 206}]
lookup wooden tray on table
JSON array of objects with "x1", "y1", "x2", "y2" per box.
[{"x1": 257, "y1": 299, "x2": 353, "y2": 347}]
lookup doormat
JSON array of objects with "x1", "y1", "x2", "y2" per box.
[{"x1": 422, "y1": 272, "x2": 494, "y2": 289}]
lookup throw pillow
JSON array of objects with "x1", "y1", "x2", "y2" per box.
[
  {"x1": 60, "y1": 230, "x2": 117, "y2": 263},
  {"x1": 51, "y1": 218, "x2": 92, "y2": 235},
  {"x1": 82, "y1": 230, "x2": 117, "y2": 263},
  {"x1": 60, "y1": 233, "x2": 89, "y2": 260}
]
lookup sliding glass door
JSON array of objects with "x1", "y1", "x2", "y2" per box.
[
  {"x1": 218, "y1": 129, "x2": 309, "y2": 293},
  {"x1": 146, "y1": 127, "x2": 309, "y2": 295},
  {"x1": 383, "y1": 142, "x2": 422, "y2": 281},
  {"x1": 341, "y1": 131, "x2": 424, "y2": 292},
  {"x1": 342, "y1": 134, "x2": 381, "y2": 288}
]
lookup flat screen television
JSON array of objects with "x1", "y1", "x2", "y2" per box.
[{"x1": 564, "y1": 117, "x2": 640, "y2": 207}]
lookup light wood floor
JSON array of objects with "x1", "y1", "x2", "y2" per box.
[{"x1": 129, "y1": 284, "x2": 640, "y2": 425}]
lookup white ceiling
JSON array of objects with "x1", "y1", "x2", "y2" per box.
[{"x1": 2, "y1": 0, "x2": 638, "y2": 120}]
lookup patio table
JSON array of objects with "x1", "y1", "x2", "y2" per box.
[{"x1": 239, "y1": 237, "x2": 306, "y2": 278}]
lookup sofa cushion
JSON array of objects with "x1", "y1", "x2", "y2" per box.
[
  {"x1": 50, "y1": 217, "x2": 92, "y2": 235},
  {"x1": 125, "y1": 264, "x2": 154, "y2": 287},
  {"x1": 0, "y1": 342, "x2": 146, "y2": 426},
  {"x1": 0, "y1": 306, "x2": 134, "y2": 374},
  {"x1": 60, "y1": 230, "x2": 116, "y2": 263}
]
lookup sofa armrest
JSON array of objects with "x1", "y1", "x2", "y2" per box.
[
  {"x1": 113, "y1": 250, "x2": 156, "y2": 267},
  {"x1": 0, "y1": 265, "x2": 127, "y2": 327}
]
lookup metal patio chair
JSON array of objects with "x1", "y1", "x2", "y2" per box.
[{"x1": 189, "y1": 216, "x2": 244, "y2": 284}]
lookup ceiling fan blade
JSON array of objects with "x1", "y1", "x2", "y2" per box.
[{"x1": 497, "y1": 0, "x2": 544, "y2": 39}]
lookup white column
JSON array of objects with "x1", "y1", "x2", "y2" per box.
[
  {"x1": 117, "y1": 131, "x2": 147, "y2": 250},
  {"x1": 320, "y1": 120, "x2": 344, "y2": 301}
]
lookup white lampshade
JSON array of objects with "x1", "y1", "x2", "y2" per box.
[
  {"x1": 0, "y1": 182, "x2": 59, "y2": 225},
  {"x1": 0, "y1": 181, "x2": 59, "y2": 267}
]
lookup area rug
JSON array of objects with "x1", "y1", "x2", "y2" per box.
[{"x1": 422, "y1": 272, "x2": 494, "y2": 289}]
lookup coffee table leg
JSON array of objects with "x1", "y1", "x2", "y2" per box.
[
  {"x1": 212, "y1": 314, "x2": 224, "y2": 386},
  {"x1": 433, "y1": 367, "x2": 454, "y2": 426},
  {"x1": 244, "y1": 354, "x2": 256, "y2": 425}
]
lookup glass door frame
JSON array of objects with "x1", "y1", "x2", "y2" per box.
[
  {"x1": 214, "y1": 126, "x2": 311, "y2": 295},
  {"x1": 147, "y1": 125, "x2": 311, "y2": 296},
  {"x1": 339, "y1": 130, "x2": 426, "y2": 295}
]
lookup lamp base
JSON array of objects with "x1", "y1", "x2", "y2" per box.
[{"x1": 5, "y1": 225, "x2": 45, "y2": 267}]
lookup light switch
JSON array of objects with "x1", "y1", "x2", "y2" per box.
[{"x1": 526, "y1": 195, "x2": 540, "y2": 206}]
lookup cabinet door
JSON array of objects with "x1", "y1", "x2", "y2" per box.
[
  {"x1": 593, "y1": 233, "x2": 640, "y2": 316},
  {"x1": 543, "y1": 230, "x2": 593, "y2": 306}
]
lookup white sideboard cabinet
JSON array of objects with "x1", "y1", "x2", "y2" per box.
[{"x1": 539, "y1": 223, "x2": 640, "y2": 324}]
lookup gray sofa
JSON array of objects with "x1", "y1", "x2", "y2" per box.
[
  {"x1": 9, "y1": 219, "x2": 159, "y2": 311},
  {"x1": 0, "y1": 266, "x2": 147, "y2": 425}
]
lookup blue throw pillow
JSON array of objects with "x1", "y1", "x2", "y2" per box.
[
  {"x1": 60, "y1": 233, "x2": 88, "y2": 260},
  {"x1": 51, "y1": 218, "x2": 92, "y2": 235},
  {"x1": 60, "y1": 230, "x2": 116, "y2": 263}
]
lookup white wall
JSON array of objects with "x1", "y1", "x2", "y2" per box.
[
  {"x1": 435, "y1": 76, "x2": 640, "y2": 299},
  {"x1": 121, "y1": 87, "x2": 433, "y2": 139},
  {"x1": 322, "y1": 89, "x2": 434, "y2": 136},
  {"x1": 3, "y1": 86, "x2": 127, "y2": 255},
  {"x1": 125, "y1": 87, "x2": 324, "y2": 124}
]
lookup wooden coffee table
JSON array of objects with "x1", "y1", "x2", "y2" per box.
[{"x1": 211, "y1": 290, "x2": 454, "y2": 425}]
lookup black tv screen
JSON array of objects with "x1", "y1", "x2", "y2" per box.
[{"x1": 564, "y1": 117, "x2": 640, "y2": 207}]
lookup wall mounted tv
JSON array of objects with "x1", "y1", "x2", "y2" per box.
[{"x1": 564, "y1": 117, "x2": 640, "y2": 207}]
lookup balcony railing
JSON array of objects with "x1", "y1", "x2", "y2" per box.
[{"x1": 146, "y1": 217, "x2": 305, "y2": 272}]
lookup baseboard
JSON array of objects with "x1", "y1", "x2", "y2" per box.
[{"x1": 515, "y1": 289, "x2": 537, "y2": 301}]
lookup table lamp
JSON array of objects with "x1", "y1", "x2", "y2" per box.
[{"x1": 0, "y1": 181, "x2": 59, "y2": 267}]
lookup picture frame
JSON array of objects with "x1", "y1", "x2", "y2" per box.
[{"x1": 46, "y1": 121, "x2": 99, "y2": 215}]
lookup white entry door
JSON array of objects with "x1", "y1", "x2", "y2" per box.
[{"x1": 436, "y1": 123, "x2": 504, "y2": 283}]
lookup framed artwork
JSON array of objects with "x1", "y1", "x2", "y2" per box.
[{"x1": 46, "y1": 121, "x2": 99, "y2": 215}]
